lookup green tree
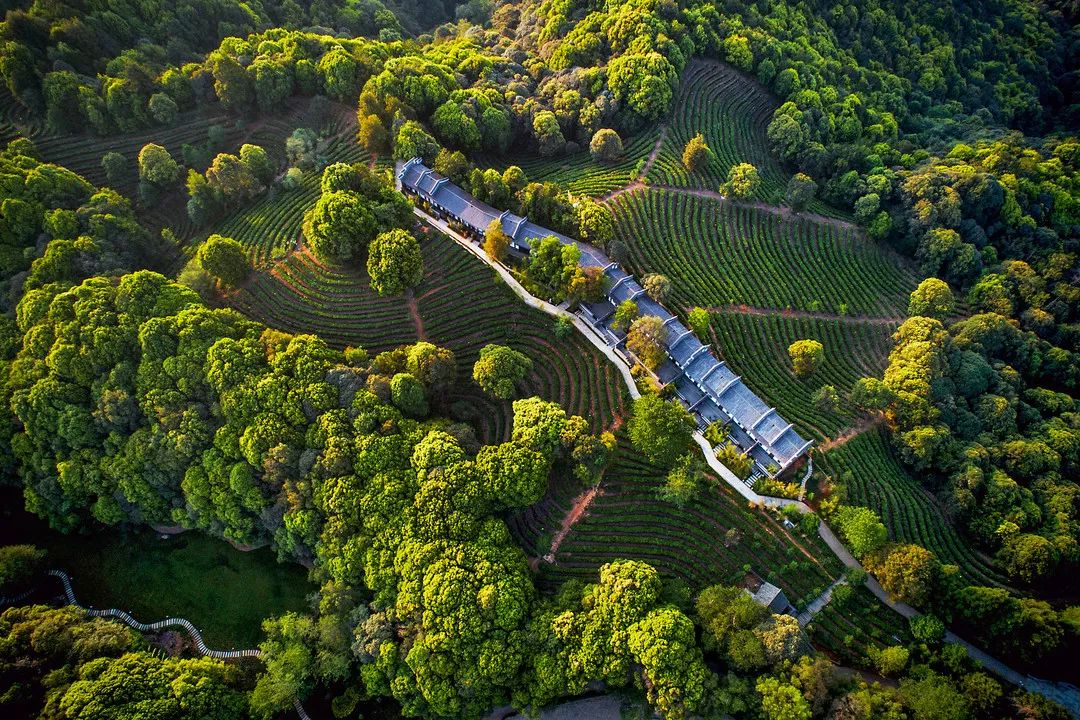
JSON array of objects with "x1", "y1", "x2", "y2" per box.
[
  {"x1": 607, "y1": 52, "x2": 677, "y2": 124},
  {"x1": 0, "y1": 544, "x2": 46, "y2": 593},
  {"x1": 206, "y1": 152, "x2": 262, "y2": 202},
  {"x1": 687, "y1": 307, "x2": 710, "y2": 339},
  {"x1": 999, "y1": 533, "x2": 1058, "y2": 584},
  {"x1": 812, "y1": 385, "x2": 839, "y2": 413},
  {"x1": 590, "y1": 128, "x2": 623, "y2": 162},
  {"x1": 899, "y1": 672, "x2": 970, "y2": 720},
  {"x1": 532, "y1": 110, "x2": 565, "y2": 156},
  {"x1": 872, "y1": 645, "x2": 909, "y2": 676},
  {"x1": 642, "y1": 273, "x2": 671, "y2": 302},
  {"x1": 138, "y1": 143, "x2": 180, "y2": 186},
  {"x1": 757, "y1": 677, "x2": 811, "y2": 720},
  {"x1": 658, "y1": 453, "x2": 706, "y2": 507},
  {"x1": 148, "y1": 92, "x2": 179, "y2": 125},
  {"x1": 101, "y1": 151, "x2": 127, "y2": 184},
  {"x1": 612, "y1": 299, "x2": 639, "y2": 332},
  {"x1": 682, "y1": 133, "x2": 714, "y2": 173},
  {"x1": 394, "y1": 121, "x2": 440, "y2": 163},
  {"x1": 390, "y1": 373, "x2": 428, "y2": 417},
  {"x1": 251, "y1": 614, "x2": 316, "y2": 719},
  {"x1": 304, "y1": 191, "x2": 376, "y2": 262},
  {"x1": 484, "y1": 219, "x2": 510, "y2": 262},
  {"x1": 834, "y1": 506, "x2": 887, "y2": 558},
  {"x1": 866, "y1": 543, "x2": 939, "y2": 606},
  {"x1": 627, "y1": 314, "x2": 669, "y2": 370},
  {"x1": 627, "y1": 394, "x2": 694, "y2": 467},
  {"x1": 358, "y1": 113, "x2": 389, "y2": 153},
  {"x1": 788, "y1": 339, "x2": 824, "y2": 378},
  {"x1": 910, "y1": 614, "x2": 946, "y2": 645},
  {"x1": 722, "y1": 163, "x2": 761, "y2": 199},
  {"x1": 198, "y1": 234, "x2": 249, "y2": 288},
  {"x1": 576, "y1": 199, "x2": 615, "y2": 249},
  {"x1": 367, "y1": 229, "x2": 422, "y2": 296},
  {"x1": 784, "y1": 173, "x2": 817, "y2": 209},
  {"x1": 239, "y1": 144, "x2": 275, "y2": 187},
  {"x1": 908, "y1": 278, "x2": 955, "y2": 318},
  {"x1": 59, "y1": 653, "x2": 246, "y2": 720},
  {"x1": 473, "y1": 344, "x2": 533, "y2": 399}
]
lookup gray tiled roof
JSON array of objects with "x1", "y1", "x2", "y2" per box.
[{"x1": 397, "y1": 158, "x2": 812, "y2": 472}]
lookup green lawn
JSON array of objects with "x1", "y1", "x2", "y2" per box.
[{"x1": 2, "y1": 496, "x2": 313, "y2": 648}]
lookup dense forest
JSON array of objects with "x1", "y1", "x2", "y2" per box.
[{"x1": 0, "y1": 0, "x2": 1078, "y2": 718}]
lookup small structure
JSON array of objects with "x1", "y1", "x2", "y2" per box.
[
  {"x1": 741, "y1": 571, "x2": 794, "y2": 615},
  {"x1": 397, "y1": 158, "x2": 812, "y2": 480}
]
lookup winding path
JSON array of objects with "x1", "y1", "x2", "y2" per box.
[
  {"x1": 46, "y1": 570, "x2": 263, "y2": 659},
  {"x1": 2, "y1": 571, "x2": 317, "y2": 718},
  {"x1": 704, "y1": 303, "x2": 902, "y2": 327},
  {"x1": 814, "y1": 529, "x2": 1080, "y2": 717}
]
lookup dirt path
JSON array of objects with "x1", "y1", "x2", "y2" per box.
[
  {"x1": 816, "y1": 416, "x2": 885, "y2": 453},
  {"x1": 611, "y1": 183, "x2": 861, "y2": 232},
  {"x1": 543, "y1": 486, "x2": 602, "y2": 563},
  {"x1": 405, "y1": 288, "x2": 427, "y2": 341},
  {"x1": 705, "y1": 303, "x2": 903, "y2": 326},
  {"x1": 598, "y1": 125, "x2": 668, "y2": 203}
]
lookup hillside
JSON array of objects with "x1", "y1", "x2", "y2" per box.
[{"x1": 0, "y1": 0, "x2": 1077, "y2": 719}]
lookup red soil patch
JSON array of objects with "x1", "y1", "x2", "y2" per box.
[{"x1": 543, "y1": 486, "x2": 603, "y2": 564}]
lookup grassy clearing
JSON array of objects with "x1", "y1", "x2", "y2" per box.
[{"x1": 0, "y1": 499, "x2": 313, "y2": 649}]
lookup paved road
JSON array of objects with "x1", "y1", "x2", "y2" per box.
[{"x1": 815, "y1": 527, "x2": 1080, "y2": 718}]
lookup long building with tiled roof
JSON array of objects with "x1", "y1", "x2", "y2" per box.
[{"x1": 397, "y1": 158, "x2": 812, "y2": 479}]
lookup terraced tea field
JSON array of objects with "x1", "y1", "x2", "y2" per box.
[
  {"x1": 707, "y1": 312, "x2": 896, "y2": 441},
  {"x1": 204, "y1": 111, "x2": 367, "y2": 264},
  {"x1": 808, "y1": 582, "x2": 914, "y2": 667},
  {"x1": 233, "y1": 230, "x2": 628, "y2": 442},
  {"x1": 478, "y1": 130, "x2": 656, "y2": 197},
  {"x1": 646, "y1": 59, "x2": 846, "y2": 219},
  {"x1": 526, "y1": 437, "x2": 845, "y2": 606},
  {"x1": 648, "y1": 60, "x2": 787, "y2": 198},
  {"x1": 820, "y1": 427, "x2": 1009, "y2": 589},
  {"x1": 611, "y1": 189, "x2": 918, "y2": 316}
]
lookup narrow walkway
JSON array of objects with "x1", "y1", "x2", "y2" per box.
[
  {"x1": 797, "y1": 577, "x2": 846, "y2": 626},
  {"x1": 405, "y1": 287, "x2": 427, "y2": 341},
  {"x1": 596, "y1": 125, "x2": 666, "y2": 203},
  {"x1": 544, "y1": 486, "x2": 601, "y2": 563},
  {"x1": 47, "y1": 570, "x2": 262, "y2": 659},
  {"x1": 816, "y1": 416, "x2": 884, "y2": 453},
  {"x1": 606, "y1": 183, "x2": 860, "y2": 232},
  {"x1": 0, "y1": 571, "x2": 315, "y2": 719}
]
